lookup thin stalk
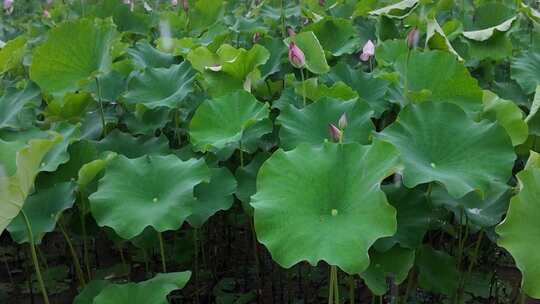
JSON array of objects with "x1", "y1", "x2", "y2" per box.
[
  {"x1": 300, "y1": 68, "x2": 307, "y2": 107},
  {"x1": 194, "y1": 229, "x2": 200, "y2": 304},
  {"x1": 520, "y1": 291, "x2": 527, "y2": 304},
  {"x1": 79, "y1": 198, "x2": 92, "y2": 280},
  {"x1": 95, "y1": 77, "x2": 106, "y2": 137},
  {"x1": 21, "y1": 210, "x2": 50, "y2": 304},
  {"x1": 333, "y1": 266, "x2": 339, "y2": 304},
  {"x1": 280, "y1": 0, "x2": 286, "y2": 38},
  {"x1": 404, "y1": 50, "x2": 411, "y2": 105},
  {"x1": 349, "y1": 276, "x2": 354, "y2": 304},
  {"x1": 142, "y1": 249, "x2": 150, "y2": 277},
  {"x1": 1, "y1": 250, "x2": 13, "y2": 284},
  {"x1": 58, "y1": 221, "x2": 86, "y2": 288},
  {"x1": 328, "y1": 265, "x2": 335, "y2": 304},
  {"x1": 465, "y1": 230, "x2": 484, "y2": 279},
  {"x1": 250, "y1": 217, "x2": 262, "y2": 299},
  {"x1": 174, "y1": 109, "x2": 181, "y2": 147},
  {"x1": 239, "y1": 140, "x2": 244, "y2": 168},
  {"x1": 158, "y1": 232, "x2": 167, "y2": 272},
  {"x1": 117, "y1": 246, "x2": 130, "y2": 280},
  {"x1": 402, "y1": 267, "x2": 416, "y2": 304}
]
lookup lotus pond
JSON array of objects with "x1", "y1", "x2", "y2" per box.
[{"x1": 1, "y1": 0, "x2": 540, "y2": 303}]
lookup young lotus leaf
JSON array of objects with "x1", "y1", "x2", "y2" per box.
[
  {"x1": 360, "y1": 246, "x2": 415, "y2": 296},
  {"x1": 496, "y1": 158, "x2": 540, "y2": 298},
  {"x1": 187, "y1": 168, "x2": 237, "y2": 228},
  {"x1": 416, "y1": 245, "x2": 459, "y2": 296},
  {"x1": 126, "y1": 41, "x2": 175, "y2": 69},
  {"x1": 0, "y1": 133, "x2": 62, "y2": 234},
  {"x1": 251, "y1": 141, "x2": 401, "y2": 274},
  {"x1": 89, "y1": 154, "x2": 210, "y2": 239},
  {"x1": 378, "y1": 101, "x2": 515, "y2": 199},
  {"x1": 189, "y1": 90, "x2": 270, "y2": 154},
  {"x1": 0, "y1": 83, "x2": 40, "y2": 130},
  {"x1": 292, "y1": 79, "x2": 358, "y2": 102},
  {"x1": 92, "y1": 272, "x2": 191, "y2": 304},
  {"x1": 277, "y1": 98, "x2": 374, "y2": 150},
  {"x1": 287, "y1": 31, "x2": 329, "y2": 74},
  {"x1": 303, "y1": 17, "x2": 360, "y2": 56},
  {"x1": 124, "y1": 62, "x2": 196, "y2": 109},
  {"x1": 396, "y1": 50, "x2": 483, "y2": 113},
  {"x1": 0, "y1": 36, "x2": 27, "y2": 74},
  {"x1": 40, "y1": 122, "x2": 81, "y2": 172},
  {"x1": 7, "y1": 182, "x2": 76, "y2": 244},
  {"x1": 482, "y1": 90, "x2": 528, "y2": 146},
  {"x1": 30, "y1": 18, "x2": 117, "y2": 96}
]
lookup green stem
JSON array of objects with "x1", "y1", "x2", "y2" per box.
[
  {"x1": 520, "y1": 291, "x2": 527, "y2": 304},
  {"x1": 194, "y1": 229, "x2": 200, "y2": 304},
  {"x1": 95, "y1": 77, "x2": 106, "y2": 137},
  {"x1": 174, "y1": 109, "x2": 181, "y2": 147},
  {"x1": 158, "y1": 232, "x2": 167, "y2": 272},
  {"x1": 402, "y1": 267, "x2": 416, "y2": 304},
  {"x1": 465, "y1": 230, "x2": 484, "y2": 280},
  {"x1": 328, "y1": 265, "x2": 335, "y2": 304},
  {"x1": 349, "y1": 275, "x2": 354, "y2": 304},
  {"x1": 58, "y1": 220, "x2": 86, "y2": 288},
  {"x1": 404, "y1": 50, "x2": 411, "y2": 105},
  {"x1": 300, "y1": 68, "x2": 306, "y2": 107},
  {"x1": 332, "y1": 265, "x2": 339, "y2": 304},
  {"x1": 21, "y1": 210, "x2": 50, "y2": 304},
  {"x1": 80, "y1": 197, "x2": 92, "y2": 280},
  {"x1": 239, "y1": 140, "x2": 244, "y2": 168},
  {"x1": 281, "y1": 0, "x2": 286, "y2": 38}
]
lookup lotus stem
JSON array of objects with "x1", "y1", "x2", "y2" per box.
[
  {"x1": 21, "y1": 209, "x2": 50, "y2": 304},
  {"x1": 58, "y1": 220, "x2": 86, "y2": 288},
  {"x1": 95, "y1": 77, "x2": 106, "y2": 137},
  {"x1": 348, "y1": 275, "x2": 354, "y2": 304},
  {"x1": 333, "y1": 265, "x2": 339, "y2": 304},
  {"x1": 158, "y1": 231, "x2": 167, "y2": 272},
  {"x1": 328, "y1": 265, "x2": 335, "y2": 304},
  {"x1": 300, "y1": 68, "x2": 307, "y2": 107},
  {"x1": 194, "y1": 229, "x2": 200, "y2": 304},
  {"x1": 79, "y1": 196, "x2": 92, "y2": 280}
]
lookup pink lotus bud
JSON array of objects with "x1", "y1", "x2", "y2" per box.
[
  {"x1": 252, "y1": 32, "x2": 260, "y2": 44},
  {"x1": 359, "y1": 40, "x2": 375, "y2": 62},
  {"x1": 43, "y1": 9, "x2": 50, "y2": 18},
  {"x1": 171, "y1": 0, "x2": 178, "y2": 6},
  {"x1": 328, "y1": 124, "x2": 342, "y2": 142},
  {"x1": 338, "y1": 113, "x2": 348, "y2": 129},
  {"x1": 319, "y1": 0, "x2": 325, "y2": 6},
  {"x1": 287, "y1": 27, "x2": 296, "y2": 37},
  {"x1": 182, "y1": 0, "x2": 189, "y2": 12},
  {"x1": 407, "y1": 27, "x2": 420, "y2": 49},
  {"x1": 4, "y1": 0, "x2": 13, "y2": 12},
  {"x1": 288, "y1": 42, "x2": 305, "y2": 69}
]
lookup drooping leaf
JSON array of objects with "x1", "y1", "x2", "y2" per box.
[
  {"x1": 89, "y1": 154, "x2": 210, "y2": 239},
  {"x1": 30, "y1": 18, "x2": 117, "y2": 96},
  {"x1": 496, "y1": 157, "x2": 540, "y2": 299},
  {"x1": 189, "y1": 90, "x2": 270, "y2": 154},
  {"x1": 482, "y1": 90, "x2": 528, "y2": 146},
  {"x1": 287, "y1": 31, "x2": 329, "y2": 74},
  {"x1": 0, "y1": 133, "x2": 62, "y2": 234},
  {"x1": 124, "y1": 62, "x2": 196, "y2": 109},
  {"x1": 277, "y1": 98, "x2": 374, "y2": 150},
  {"x1": 92, "y1": 272, "x2": 191, "y2": 304},
  {"x1": 187, "y1": 168, "x2": 237, "y2": 228},
  {"x1": 7, "y1": 182, "x2": 76, "y2": 244},
  {"x1": 252, "y1": 141, "x2": 401, "y2": 274},
  {"x1": 462, "y1": 3, "x2": 516, "y2": 42},
  {"x1": 368, "y1": 0, "x2": 418, "y2": 19},
  {"x1": 0, "y1": 83, "x2": 40, "y2": 130},
  {"x1": 378, "y1": 101, "x2": 515, "y2": 199},
  {"x1": 425, "y1": 18, "x2": 462, "y2": 59},
  {"x1": 360, "y1": 246, "x2": 415, "y2": 295}
]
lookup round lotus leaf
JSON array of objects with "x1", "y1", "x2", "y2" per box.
[
  {"x1": 29, "y1": 18, "x2": 117, "y2": 96},
  {"x1": 251, "y1": 141, "x2": 401, "y2": 274},
  {"x1": 496, "y1": 165, "x2": 540, "y2": 298},
  {"x1": 92, "y1": 272, "x2": 191, "y2": 304},
  {"x1": 277, "y1": 98, "x2": 374, "y2": 150},
  {"x1": 187, "y1": 167, "x2": 237, "y2": 228},
  {"x1": 7, "y1": 182, "x2": 76, "y2": 244},
  {"x1": 378, "y1": 101, "x2": 515, "y2": 199},
  {"x1": 89, "y1": 154, "x2": 210, "y2": 239},
  {"x1": 123, "y1": 62, "x2": 196, "y2": 109},
  {"x1": 189, "y1": 90, "x2": 270, "y2": 153}
]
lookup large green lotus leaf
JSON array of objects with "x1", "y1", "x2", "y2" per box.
[
  {"x1": 465, "y1": 32, "x2": 514, "y2": 61},
  {"x1": 189, "y1": 0, "x2": 224, "y2": 35},
  {"x1": 93, "y1": 0, "x2": 151, "y2": 35},
  {"x1": 235, "y1": 152, "x2": 271, "y2": 214},
  {"x1": 287, "y1": 31, "x2": 329, "y2": 74},
  {"x1": 482, "y1": 90, "x2": 528, "y2": 146},
  {"x1": 251, "y1": 141, "x2": 401, "y2": 274},
  {"x1": 277, "y1": 98, "x2": 374, "y2": 150},
  {"x1": 89, "y1": 154, "x2": 209, "y2": 239},
  {"x1": 123, "y1": 105, "x2": 170, "y2": 136},
  {"x1": 0, "y1": 140, "x2": 26, "y2": 176},
  {"x1": 73, "y1": 280, "x2": 110, "y2": 304},
  {"x1": 187, "y1": 168, "x2": 237, "y2": 228},
  {"x1": 496, "y1": 164, "x2": 540, "y2": 298},
  {"x1": 368, "y1": 0, "x2": 418, "y2": 18},
  {"x1": 431, "y1": 182, "x2": 510, "y2": 228},
  {"x1": 7, "y1": 182, "x2": 75, "y2": 244},
  {"x1": 303, "y1": 17, "x2": 360, "y2": 56},
  {"x1": 0, "y1": 83, "x2": 40, "y2": 130},
  {"x1": 40, "y1": 122, "x2": 81, "y2": 172},
  {"x1": 462, "y1": 16, "x2": 516, "y2": 41},
  {"x1": 396, "y1": 50, "x2": 483, "y2": 113},
  {"x1": 360, "y1": 246, "x2": 415, "y2": 296},
  {"x1": 95, "y1": 130, "x2": 169, "y2": 158},
  {"x1": 416, "y1": 245, "x2": 459, "y2": 296},
  {"x1": 93, "y1": 272, "x2": 191, "y2": 304},
  {"x1": 375, "y1": 39, "x2": 408, "y2": 67},
  {"x1": 511, "y1": 46, "x2": 540, "y2": 94},
  {"x1": 124, "y1": 62, "x2": 196, "y2": 109},
  {"x1": 526, "y1": 85, "x2": 540, "y2": 136},
  {"x1": 376, "y1": 183, "x2": 432, "y2": 250},
  {"x1": 126, "y1": 41, "x2": 175, "y2": 69},
  {"x1": 0, "y1": 36, "x2": 27, "y2": 74},
  {"x1": 378, "y1": 102, "x2": 515, "y2": 199},
  {"x1": 322, "y1": 62, "x2": 390, "y2": 116},
  {"x1": 189, "y1": 90, "x2": 270, "y2": 153},
  {"x1": 462, "y1": 3, "x2": 516, "y2": 41},
  {"x1": 30, "y1": 18, "x2": 117, "y2": 96},
  {"x1": 0, "y1": 133, "x2": 62, "y2": 234},
  {"x1": 292, "y1": 79, "x2": 358, "y2": 102}
]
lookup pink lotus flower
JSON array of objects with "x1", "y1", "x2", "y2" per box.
[
  {"x1": 288, "y1": 42, "x2": 305, "y2": 69},
  {"x1": 171, "y1": 0, "x2": 178, "y2": 6},
  {"x1": 359, "y1": 40, "x2": 375, "y2": 62},
  {"x1": 252, "y1": 32, "x2": 260, "y2": 44},
  {"x1": 182, "y1": 0, "x2": 188, "y2": 12},
  {"x1": 328, "y1": 124, "x2": 342, "y2": 142},
  {"x1": 287, "y1": 27, "x2": 296, "y2": 37},
  {"x1": 407, "y1": 27, "x2": 420, "y2": 49},
  {"x1": 338, "y1": 113, "x2": 348, "y2": 129},
  {"x1": 4, "y1": 0, "x2": 13, "y2": 13},
  {"x1": 43, "y1": 9, "x2": 50, "y2": 18}
]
